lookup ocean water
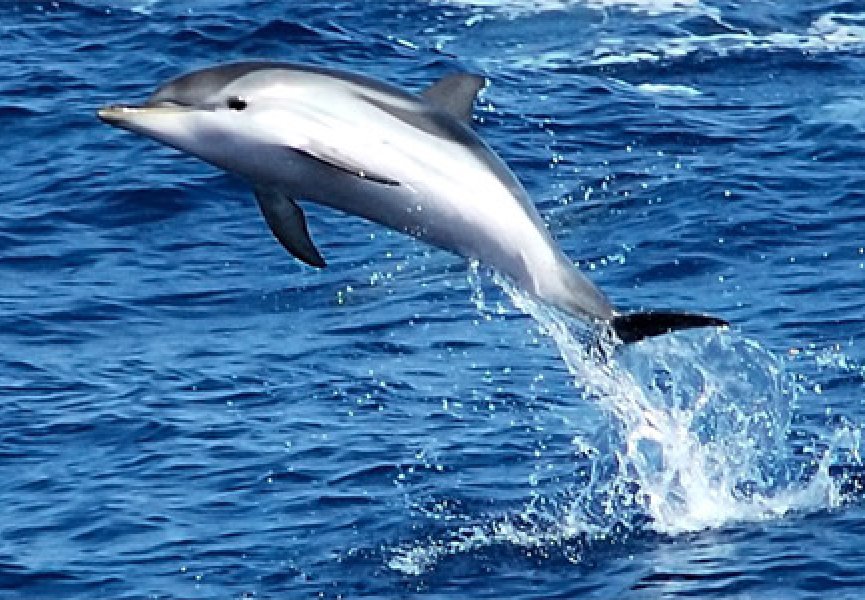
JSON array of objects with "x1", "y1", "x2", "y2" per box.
[{"x1": 3, "y1": 0, "x2": 865, "y2": 597}]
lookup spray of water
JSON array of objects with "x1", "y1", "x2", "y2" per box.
[
  {"x1": 501, "y1": 277, "x2": 843, "y2": 532},
  {"x1": 388, "y1": 269, "x2": 860, "y2": 575}
]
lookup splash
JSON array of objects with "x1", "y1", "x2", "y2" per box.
[
  {"x1": 498, "y1": 277, "x2": 850, "y2": 532},
  {"x1": 389, "y1": 272, "x2": 861, "y2": 574}
]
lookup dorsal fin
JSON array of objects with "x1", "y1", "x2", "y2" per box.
[{"x1": 421, "y1": 73, "x2": 486, "y2": 123}]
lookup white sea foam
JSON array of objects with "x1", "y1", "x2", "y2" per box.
[
  {"x1": 128, "y1": 0, "x2": 159, "y2": 15},
  {"x1": 388, "y1": 272, "x2": 858, "y2": 575},
  {"x1": 635, "y1": 83, "x2": 702, "y2": 97},
  {"x1": 585, "y1": 0, "x2": 707, "y2": 16},
  {"x1": 591, "y1": 12, "x2": 865, "y2": 66},
  {"x1": 436, "y1": 0, "x2": 710, "y2": 18}
]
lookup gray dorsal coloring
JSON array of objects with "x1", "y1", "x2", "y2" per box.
[
  {"x1": 254, "y1": 187, "x2": 326, "y2": 268},
  {"x1": 422, "y1": 73, "x2": 486, "y2": 123},
  {"x1": 99, "y1": 62, "x2": 728, "y2": 344}
]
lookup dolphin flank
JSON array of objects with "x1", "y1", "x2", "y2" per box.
[{"x1": 98, "y1": 61, "x2": 727, "y2": 343}]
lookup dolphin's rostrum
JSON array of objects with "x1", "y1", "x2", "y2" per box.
[{"x1": 98, "y1": 61, "x2": 726, "y2": 343}]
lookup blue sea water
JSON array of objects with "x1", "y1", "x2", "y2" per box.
[{"x1": 3, "y1": 0, "x2": 865, "y2": 597}]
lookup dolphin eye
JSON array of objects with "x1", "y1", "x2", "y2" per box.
[{"x1": 226, "y1": 96, "x2": 247, "y2": 111}]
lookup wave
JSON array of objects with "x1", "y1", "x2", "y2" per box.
[
  {"x1": 590, "y1": 12, "x2": 865, "y2": 68},
  {"x1": 435, "y1": 0, "x2": 712, "y2": 18}
]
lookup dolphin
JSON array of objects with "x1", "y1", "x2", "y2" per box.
[{"x1": 98, "y1": 61, "x2": 726, "y2": 343}]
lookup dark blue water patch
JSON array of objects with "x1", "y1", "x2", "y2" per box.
[
  {"x1": 0, "y1": 245, "x2": 124, "y2": 271},
  {"x1": 5, "y1": 0, "x2": 110, "y2": 20},
  {"x1": 0, "y1": 564, "x2": 86, "y2": 596},
  {"x1": 157, "y1": 17, "x2": 333, "y2": 59},
  {"x1": 0, "y1": 104, "x2": 45, "y2": 118},
  {"x1": 246, "y1": 18, "x2": 325, "y2": 43},
  {"x1": 678, "y1": 14, "x2": 751, "y2": 37}
]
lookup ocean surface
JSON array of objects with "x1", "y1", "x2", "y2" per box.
[{"x1": 3, "y1": 0, "x2": 865, "y2": 598}]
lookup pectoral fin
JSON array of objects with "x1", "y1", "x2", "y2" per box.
[
  {"x1": 294, "y1": 146, "x2": 400, "y2": 186},
  {"x1": 254, "y1": 187, "x2": 326, "y2": 268}
]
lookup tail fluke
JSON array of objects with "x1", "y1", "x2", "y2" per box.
[{"x1": 610, "y1": 311, "x2": 728, "y2": 344}]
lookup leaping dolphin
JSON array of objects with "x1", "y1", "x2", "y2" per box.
[{"x1": 98, "y1": 61, "x2": 726, "y2": 343}]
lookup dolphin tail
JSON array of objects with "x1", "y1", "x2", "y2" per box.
[{"x1": 609, "y1": 311, "x2": 728, "y2": 344}]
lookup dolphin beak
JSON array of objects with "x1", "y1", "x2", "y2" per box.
[
  {"x1": 97, "y1": 104, "x2": 139, "y2": 125},
  {"x1": 97, "y1": 104, "x2": 194, "y2": 127}
]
